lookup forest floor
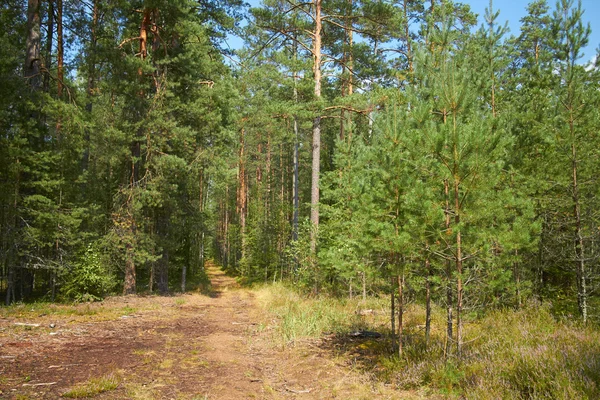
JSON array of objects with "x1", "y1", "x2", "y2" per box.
[{"x1": 0, "y1": 263, "x2": 415, "y2": 399}]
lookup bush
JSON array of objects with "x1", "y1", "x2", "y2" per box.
[{"x1": 61, "y1": 243, "x2": 116, "y2": 302}]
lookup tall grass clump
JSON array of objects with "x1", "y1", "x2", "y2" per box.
[
  {"x1": 387, "y1": 303, "x2": 600, "y2": 399},
  {"x1": 255, "y1": 282, "x2": 386, "y2": 346},
  {"x1": 460, "y1": 305, "x2": 600, "y2": 399},
  {"x1": 62, "y1": 373, "x2": 120, "y2": 398}
]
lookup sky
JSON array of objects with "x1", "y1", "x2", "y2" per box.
[
  {"x1": 469, "y1": 0, "x2": 599, "y2": 62},
  {"x1": 225, "y1": 0, "x2": 600, "y2": 63}
]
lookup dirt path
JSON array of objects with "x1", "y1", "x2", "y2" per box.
[{"x1": 0, "y1": 264, "x2": 408, "y2": 399}]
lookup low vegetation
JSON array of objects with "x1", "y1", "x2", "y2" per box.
[
  {"x1": 62, "y1": 373, "x2": 120, "y2": 398},
  {"x1": 258, "y1": 283, "x2": 600, "y2": 399}
]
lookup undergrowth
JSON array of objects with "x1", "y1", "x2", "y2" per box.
[
  {"x1": 256, "y1": 283, "x2": 600, "y2": 399},
  {"x1": 62, "y1": 373, "x2": 120, "y2": 398},
  {"x1": 255, "y1": 282, "x2": 385, "y2": 345}
]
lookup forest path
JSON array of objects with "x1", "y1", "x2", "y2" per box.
[{"x1": 0, "y1": 263, "x2": 409, "y2": 399}]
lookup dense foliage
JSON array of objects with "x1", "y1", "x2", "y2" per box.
[{"x1": 1, "y1": 0, "x2": 599, "y2": 362}]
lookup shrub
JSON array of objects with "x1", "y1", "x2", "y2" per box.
[{"x1": 61, "y1": 243, "x2": 116, "y2": 302}]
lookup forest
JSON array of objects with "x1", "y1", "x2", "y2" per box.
[{"x1": 1, "y1": 0, "x2": 600, "y2": 392}]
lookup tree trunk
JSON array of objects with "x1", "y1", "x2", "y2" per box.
[
  {"x1": 123, "y1": 237, "x2": 136, "y2": 295},
  {"x1": 158, "y1": 248, "x2": 169, "y2": 295},
  {"x1": 82, "y1": 0, "x2": 98, "y2": 172},
  {"x1": 514, "y1": 249, "x2": 521, "y2": 309},
  {"x1": 403, "y1": 0, "x2": 414, "y2": 74},
  {"x1": 56, "y1": 0, "x2": 63, "y2": 99},
  {"x1": 25, "y1": 0, "x2": 41, "y2": 89},
  {"x1": 181, "y1": 264, "x2": 187, "y2": 292},
  {"x1": 123, "y1": 9, "x2": 152, "y2": 295},
  {"x1": 43, "y1": 0, "x2": 53, "y2": 92},
  {"x1": 444, "y1": 178, "x2": 453, "y2": 357},
  {"x1": 87, "y1": 0, "x2": 98, "y2": 100},
  {"x1": 425, "y1": 257, "x2": 432, "y2": 346},
  {"x1": 362, "y1": 270, "x2": 366, "y2": 301},
  {"x1": 266, "y1": 131, "x2": 272, "y2": 221},
  {"x1": 453, "y1": 111, "x2": 463, "y2": 356},
  {"x1": 292, "y1": 58, "x2": 300, "y2": 244},
  {"x1": 5, "y1": 263, "x2": 14, "y2": 305},
  {"x1": 238, "y1": 128, "x2": 247, "y2": 262},
  {"x1": 309, "y1": 0, "x2": 322, "y2": 255},
  {"x1": 397, "y1": 273, "x2": 404, "y2": 357},
  {"x1": 390, "y1": 275, "x2": 396, "y2": 353},
  {"x1": 571, "y1": 119, "x2": 587, "y2": 324}
]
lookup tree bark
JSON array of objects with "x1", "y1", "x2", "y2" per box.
[
  {"x1": 181, "y1": 264, "x2": 187, "y2": 292},
  {"x1": 25, "y1": 0, "x2": 41, "y2": 89},
  {"x1": 425, "y1": 256, "x2": 432, "y2": 346},
  {"x1": 403, "y1": 0, "x2": 414, "y2": 74},
  {"x1": 123, "y1": 9, "x2": 152, "y2": 295},
  {"x1": 292, "y1": 48, "x2": 300, "y2": 244},
  {"x1": 238, "y1": 128, "x2": 247, "y2": 262},
  {"x1": 123, "y1": 236, "x2": 136, "y2": 295},
  {"x1": 571, "y1": 118, "x2": 587, "y2": 324},
  {"x1": 390, "y1": 275, "x2": 396, "y2": 353},
  {"x1": 309, "y1": 0, "x2": 322, "y2": 255},
  {"x1": 397, "y1": 273, "x2": 404, "y2": 357},
  {"x1": 56, "y1": 0, "x2": 63, "y2": 99},
  {"x1": 453, "y1": 113, "x2": 463, "y2": 357},
  {"x1": 362, "y1": 270, "x2": 366, "y2": 301},
  {"x1": 43, "y1": 0, "x2": 53, "y2": 92},
  {"x1": 444, "y1": 178, "x2": 453, "y2": 357}
]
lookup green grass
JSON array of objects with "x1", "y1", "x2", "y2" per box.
[
  {"x1": 257, "y1": 284, "x2": 600, "y2": 399},
  {"x1": 62, "y1": 373, "x2": 120, "y2": 398},
  {"x1": 255, "y1": 282, "x2": 381, "y2": 345}
]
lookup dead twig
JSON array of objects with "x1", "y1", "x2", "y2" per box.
[
  {"x1": 284, "y1": 385, "x2": 312, "y2": 394},
  {"x1": 22, "y1": 382, "x2": 57, "y2": 387}
]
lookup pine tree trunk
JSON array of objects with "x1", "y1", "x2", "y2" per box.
[
  {"x1": 571, "y1": 118, "x2": 587, "y2": 324},
  {"x1": 397, "y1": 273, "x2": 404, "y2": 357},
  {"x1": 159, "y1": 248, "x2": 169, "y2": 295},
  {"x1": 123, "y1": 238, "x2": 136, "y2": 295},
  {"x1": 453, "y1": 112, "x2": 464, "y2": 356},
  {"x1": 292, "y1": 60, "x2": 300, "y2": 243},
  {"x1": 87, "y1": 0, "x2": 98, "y2": 100},
  {"x1": 425, "y1": 257, "x2": 432, "y2": 346},
  {"x1": 56, "y1": 0, "x2": 63, "y2": 99},
  {"x1": 238, "y1": 128, "x2": 247, "y2": 262},
  {"x1": 537, "y1": 210, "x2": 546, "y2": 302},
  {"x1": 362, "y1": 270, "x2": 366, "y2": 301},
  {"x1": 5, "y1": 164, "x2": 20, "y2": 305},
  {"x1": 43, "y1": 0, "x2": 53, "y2": 92},
  {"x1": 82, "y1": 0, "x2": 98, "y2": 172},
  {"x1": 390, "y1": 275, "x2": 396, "y2": 353},
  {"x1": 514, "y1": 249, "x2": 521, "y2": 309},
  {"x1": 5, "y1": 263, "x2": 14, "y2": 305},
  {"x1": 452, "y1": 110, "x2": 463, "y2": 357},
  {"x1": 310, "y1": 0, "x2": 322, "y2": 255},
  {"x1": 25, "y1": 0, "x2": 41, "y2": 89},
  {"x1": 444, "y1": 178, "x2": 453, "y2": 357},
  {"x1": 266, "y1": 132, "x2": 272, "y2": 223},
  {"x1": 403, "y1": 0, "x2": 414, "y2": 74}
]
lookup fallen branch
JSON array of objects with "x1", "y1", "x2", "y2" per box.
[
  {"x1": 285, "y1": 385, "x2": 312, "y2": 394},
  {"x1": 14, "y1": 323, "x2": 40, "y2": 328},
  {"x1": 22, "y1": 382, "x2": 57, "y2": 387}
]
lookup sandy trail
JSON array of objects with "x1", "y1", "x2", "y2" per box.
[{"x1": 0, "y1": 263, "x2": 407, "y2": 399}]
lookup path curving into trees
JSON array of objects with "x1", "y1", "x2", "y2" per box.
[{"x1": 0, "y1": 263, "x2": 411, "y2": 399}]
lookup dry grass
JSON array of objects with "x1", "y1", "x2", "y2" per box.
[
  {"x1": 62, "y1": 373, "x2": 120, "y2": 398},
  {"x1": 257, "y1": 284, "x2": 600, "y2": 399},
  {"x1": 254, "y1": 282, "x2": 389, "y2": 346}
]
